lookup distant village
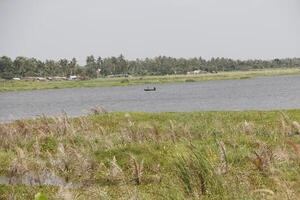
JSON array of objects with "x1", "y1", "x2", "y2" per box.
[
  {"x1": 10, "y1": 70, "x2": 218, "y2": 81},
  {"x1": 186, "y1": 69, "x2": 218, "y2": 75},
  {"x1": 12, "y1": 75, "x2": 79, "y2": 81},
  {"x1": 11, "y1": 73, "x2": 132, "y2": 81}
]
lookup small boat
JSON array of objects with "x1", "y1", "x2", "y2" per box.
[{"x1": 144, "y1": 87, "x2": 156, "y2": 91}]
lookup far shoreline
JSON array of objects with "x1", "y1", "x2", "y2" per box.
[{"x1": 1, "y1": 68, "x2": 300, "y2": 92}]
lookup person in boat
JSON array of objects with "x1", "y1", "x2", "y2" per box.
[{"x1": 144, "y1": 87, "x2": 156, "y2": 91}]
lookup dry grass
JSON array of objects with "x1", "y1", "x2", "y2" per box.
[
  {"x1": 0, "y1": 110, "x2": 300, "y2": 199},
  {"x1": 216, "y1": 141, "x2": 228, "y2": 175},
  {"x1": 129, "y1": 155, "x2": 144, "y2": 185}
]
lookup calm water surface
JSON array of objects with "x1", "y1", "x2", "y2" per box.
[{"x1": 1, "y1": 75, "x2": 300, "y2": 122}]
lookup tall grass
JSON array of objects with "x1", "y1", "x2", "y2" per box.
[
  {"x1": 175, "y1": 145, "x2": 226, "y2": 198},
  {"x1": 0, "y1": 110, "x2": 300, "y2": 199}
]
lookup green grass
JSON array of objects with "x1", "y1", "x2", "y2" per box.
[
  {"x1": 1, "y1": 110, "x2": 300, "y2": 199},
  {"x1": 1, "y1": 68, "x2": 300, "y2": 92}
]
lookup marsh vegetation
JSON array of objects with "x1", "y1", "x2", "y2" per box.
[{"x1": 0, "y1": 110, "x2": 300, "y2": 199}]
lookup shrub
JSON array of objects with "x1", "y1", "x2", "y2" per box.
[
  {"x1": 120, "y1": 79, "x2": 129, "y2": 83},
  {"x1": 185, "y1": 79, "x2": 195, "y2": 82}
]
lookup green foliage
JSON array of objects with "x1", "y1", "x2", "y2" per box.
[
  {"x1": 0, "y1": 56, "x2": 14, "y2": 79},
  {"x1": 120, "y1": 79, "x2": 129, "y2": 83},
  {"x1": 0, "y1": 151, "x2": 14, "y2": 175},
  {"x1": 41, "y1": 136, "x2": 58, "y2": 152},
  {"x1": 0, "y1": 56, "x2": 80, "y2": 79},
  {"x1": 1, "y1": 55, "x2": 300, "y2": 79},
  {"x1": 34, "y1": 192, "x2": 48, "y2": 200},
  {"x1": 175, "y1": 145, "x2": 226, "y2": 198},
  {"x1": 185, "y1": 79, "x2": 195, "y2": 82}
]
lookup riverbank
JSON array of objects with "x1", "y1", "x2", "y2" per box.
[
  {"x1": 1, "y1": 68, "x2": 300, "y2": 92},
  {"x1": 1, "y1": 110, "x2": 300, "y2": 199}
]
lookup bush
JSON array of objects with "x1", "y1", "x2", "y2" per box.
[
  {"x1": 120, "y1": 79, "x2": 129, "y2": 83},
  {"x1": 185, "y1": 79, "x2": 195, "y2": 82}
]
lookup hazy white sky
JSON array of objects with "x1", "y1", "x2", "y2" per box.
[{"x1": 0, "y1": 0, "x2": 299, "y2": 64}]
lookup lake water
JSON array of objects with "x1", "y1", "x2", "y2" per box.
[{"x1": 1, "y1": 75, "x2": 300, "y2": 122}]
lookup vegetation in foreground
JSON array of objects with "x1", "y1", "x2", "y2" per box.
[
  {"x1": 0, "y1": 110, "x2": 300, "y2": 199},
  {"x1": 1, "y1": 68, "x2": 300, "y2": 92}
]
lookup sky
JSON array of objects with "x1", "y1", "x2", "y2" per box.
[{"x1": 0, "y1": 0, "x2": 300, "y2": 64}]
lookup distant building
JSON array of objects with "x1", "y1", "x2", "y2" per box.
[
  {"x1": 37, "y1": 77, "x2": 47, "y2": 81},
  {"x1": 68, "y1": 75, "x2": 77, "y2": 80},
  {"x1": 187, "y1": 70, "x2": 207, "y2": 75}
]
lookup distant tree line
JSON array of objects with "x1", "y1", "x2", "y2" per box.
[{"x1": 1, "y1": 55, "x2": 300, "y2": 79}]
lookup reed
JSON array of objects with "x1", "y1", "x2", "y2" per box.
[{"x1": 0, "y1": 110, "x2": 300, "y2": 199}]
